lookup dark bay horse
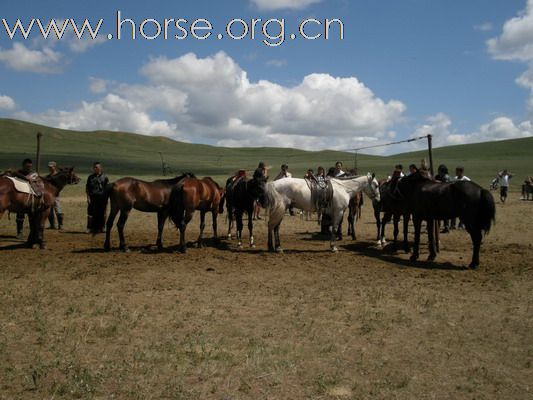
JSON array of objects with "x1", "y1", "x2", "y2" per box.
[
  {"x1": 0, "y1": 168, "x2": 80, "y2": 248},
  {"x1": 397, "y1": 171, "x2": 495, "y2": 269},
  {"x1": 169, "y1": 177, "x2": 225, "y2": 253},
  {"x1": 94, "y1": 174, "x2": 193, "y2": 252},
  {"x1": 225, "y1": 172, "x2": 268, "y2": 249}
]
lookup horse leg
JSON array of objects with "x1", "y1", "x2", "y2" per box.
[
  {"x1": 179, "y1": 210, "x2": 193, "y2": 253},
  {"x1": 410, "y1": 216, "x2": 422, "y2": 262},
  {"x1": 380, "y1": 212, "x2": 391, "y2": 247},
  {"x1": 26, "y1": 214, "x2": 36, "y2": 247},
  {"x1": 37, "y1": 210, "x2": 50, "y2": 250},
  {"x1": 212, "y1": 210, "x2": 219, "y2": 244},
  {"x1": 235, "y1": 210, "x2": 244, "y2": 248},
  {"x1": 427, "y1": 219, "x2": 437, "y2": 262},
  {"x1": 156, "y1": 210, "x2": 166, "y2": 250},
  {"x1": 330, "y1": 212, "x2": 344, "y2": 252},
  {"x1": 274, "y1": 223, "x2": 283, "y2": 253},
  {"x1": 104, "y1": 203, "x2": 119, "y2": 251},
  {"x1": 468, "y1": 227, "x2": 482, "y2": 269},
  {"x1": 402, "y1": 213, "x2": 411, "y2": 253},
  {"x1": 247, "y1": 209, "x2": 255, "y2": 248},
  {"x1": 392, "y1": 213, "x2": 400, "y2": 251},
  {"x1": 197, "y1": 210, "x2": 206, "y2": 248},
  {"x1": 117, "y1": 208, "x2": 131, "y2": 252}
]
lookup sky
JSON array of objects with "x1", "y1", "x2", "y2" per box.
[{"x1": 0, "y1": 0, "x2": 533, "y2": 154}]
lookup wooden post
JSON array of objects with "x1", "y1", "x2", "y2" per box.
[
  {"x1": 158, "y1": 152, "x2": 165, "y2": 176},
  {"x1": 427, "y1": 134, "x2": 434, "y2": 177},
  {"x1": 427, "y1": 134, "x2": 440, "y2": 252},
  {"x1": 36, "y1": 132, "x2": 43, "y2": 174}
]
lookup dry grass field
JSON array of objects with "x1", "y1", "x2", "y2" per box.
[{"x1": 0, "y1": 184, "x2": 532, "y2": 399}]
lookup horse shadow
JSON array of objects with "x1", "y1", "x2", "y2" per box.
[
  {"x1": 0, "y1": 242, "x2": 30, "y2": 251},
  {"x1": 72, "y1": 238, "x2": 230, "y2": 254},
  {"x1": 341, "y1": 241, "x2": 467, "y2": 271}
]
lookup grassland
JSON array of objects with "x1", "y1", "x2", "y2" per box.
[{"x1": 1, "y1": 118, "x2": 531, "y2": 185}]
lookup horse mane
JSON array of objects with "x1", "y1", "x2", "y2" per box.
[{"x1": 155, "y1": 172, "x2": 195, "y2": 184}]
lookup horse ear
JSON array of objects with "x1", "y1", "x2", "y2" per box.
[{"x1": 372, "y1": 172, "x2": 376, "y2": 179}]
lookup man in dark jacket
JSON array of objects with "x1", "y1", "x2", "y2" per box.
[{"x1": 86, "y1": 162, "x2": 109, "y2": 233}]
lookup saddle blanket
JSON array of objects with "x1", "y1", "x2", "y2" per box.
[{"x1": 6, "y1": 176, "x2": 37, "y2": 195}]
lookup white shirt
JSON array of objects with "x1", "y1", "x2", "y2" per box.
[
  {"x1": 335, "y1": 169, "x2": 345, "y2": 177},
  {"x1": 498, "y1": 174, "x2": 511, "y2": 187},
  {"x1": 453, "y1": 175, "x2": 471, "y2": 182}
]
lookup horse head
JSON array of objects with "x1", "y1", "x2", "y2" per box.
[
  {"x1": 249, "y1": 174, "x2": 268, "y2": 207},
  {"x1": 366, "y1": 172, "x2": 381, "y2": 202}
]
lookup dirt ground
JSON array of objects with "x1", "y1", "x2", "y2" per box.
[{"x1": 0, "y1": 187, "x2": 532, "y2": 399}]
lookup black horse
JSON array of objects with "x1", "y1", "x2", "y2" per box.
[
  {"x1": 397, "y1": 171, "x2": 495, "y2": 269},
  {"x1": 225, "y1": 171, "x2": 267, "y2": 248}
]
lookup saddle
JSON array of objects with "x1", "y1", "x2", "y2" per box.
[
  {"x1": 306, "y1": 178, "x2": 333, "y2": 211},
  {"x1": 6, "y1": 176, "x2": 38, "y2": 195}
]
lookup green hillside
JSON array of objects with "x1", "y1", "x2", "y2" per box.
[{"x1": 1, "y1": 118, "x2": 531, "y2": 186}]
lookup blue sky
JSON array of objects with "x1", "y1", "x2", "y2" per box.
[{"x1": 1, "y1": 0, "x2": 532, "y2": 153}]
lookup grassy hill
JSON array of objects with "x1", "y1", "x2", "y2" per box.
[{"x1": 1, "y1": 118, "x2": 531, "y2": 186}]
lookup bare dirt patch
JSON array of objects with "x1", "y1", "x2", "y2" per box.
[{"x1": 0, "y1": 191, "x2": 532, "y2": 399}]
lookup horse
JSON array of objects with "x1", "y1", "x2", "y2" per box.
[
  {"x1": 224, "y1": 172, "x2": 268, "y2": 249},
  {"x1": 397, "y1": 171, "x2": 495, "y2": 269},
  {"x1": 264, "y1": 174, "x2": 380, "y2": 253},
  {"x1": 169, "y1": 176, "x2": 225, "y2": 253},
  {"x1": 93, "y1": 173, "x2": 194, "y2": 252},
  {"x1": 372, "y1": 178, "x2": 411, "y2": 252},
  {"x1": 0, "y1": 168, "x2": 80, "y2": 249}
]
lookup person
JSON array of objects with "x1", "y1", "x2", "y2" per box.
[
  {"x1": 46, "y1": 161, "x2": 64, "y2": 230},
  {"x1": 497, "y1": 169, "x2": 512, "y2": 203},
  {"x1": 334, "y1": 161, "x2": 345, "y2": 177},
  {"x1": 522, "y1": 176, "x2": 533, "y2": 200},
  {"x1": 304, "y1": 169, "x2": 314, "y2": 180},
  {"x1": 86, "y1": 162, "x2": 109, "y2": 233},
  {"x1": 435, "y1": 165, "x2": 451, "y2": 233},
  {"x1": 13, "y1": 158, "x2": 41, "y2": 239},
  {"x1": 274, "y1": 164, "x2": 292, "y2": 181},
  {"x1": 316, "y1": 166, "x2": 326, "y2": 184},
  {"x1": 451, "y1": 166, "x2": 471, "y2": 229},
  {"x1": 407, "y1": 164, "x2": 417, "y2": 176},
  {"x1": 252, "y1": 162, "x2": 268, "y2": 220},
  {"x1": 387, "y1": 164, "x2": 405, "y2": 181}
]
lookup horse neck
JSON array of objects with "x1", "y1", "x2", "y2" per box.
[
  {"x1": 333, "y1": 177, "x2": 367, "y2": 198},
  {"x1": 45, "y1": 174, "x2": 67, "y2": 195}
]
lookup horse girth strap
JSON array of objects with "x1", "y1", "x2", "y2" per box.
[{"x1": 306, "y1": 179, "x2": 333, "y2": 211}]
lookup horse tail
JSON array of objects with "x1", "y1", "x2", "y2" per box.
[
  {"x1": 264, "y1": 182, "x2": 285, "y2": 226},
  {"x1": 218, "y1": 190, "x2": 226, "y2": 214},
  {"x1": 478, "y1": 188, "x2": 496, "y2": 234},
  {"x1": 169, "y1": 181, "x2": 185, "y2": 229},
  {"x1": 91, "y1": 182, "x2": 112, "y2": 234}
]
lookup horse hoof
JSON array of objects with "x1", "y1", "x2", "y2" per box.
[
  {"x1": 40, "y1": 244, "x2": 47, "y2": 250},
  {"x1": 469, "y1": 262, "x2": 479, "y2": 270},
  {"x1": 427, "y1": 255, "x2": 436, "y2": 262},
  {"x1": 276, "y1": 247, "x2": 284, "y2": 254},
  {"x1": 331, "y1": 246, "x2": 339, "y2": 253},
  {"x1": 227, "y1": 235, "x2": 232, "y2": 240},
  {"x1": 120, "y1": 247, "x2": 131, "y2": 253},
  {"x1": 250, "y1": 244, "x2": 256, "y2": 249},
  {"x1": 409, "y1": 255, "x2": 418, "y2": 262}
]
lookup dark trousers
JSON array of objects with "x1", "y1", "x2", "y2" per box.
[{"x1": 87, "y1": 194, "x2": 106, "y2": 232}]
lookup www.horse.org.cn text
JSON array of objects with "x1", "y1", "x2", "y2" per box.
[{"x1": 1, "y1": 10, "x2": 345, "y2": 47}]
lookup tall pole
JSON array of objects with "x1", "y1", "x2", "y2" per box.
[
  {"x1": 427, "y1": 134, "x2": 434, "y2": 177},
  {"x1": 36, "y1": 132, "x2": 43, "y2": 174}
]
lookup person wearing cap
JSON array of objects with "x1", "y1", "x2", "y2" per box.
[
  {"x1": 451, "y1": 166, "x2": 471, "y2": 229},
  {"x1": 46, "y1": 161, "x2": 64, "y2": 230}
]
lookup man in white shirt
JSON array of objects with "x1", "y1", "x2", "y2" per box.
[
  {"x1": 497, "y1": 169, "x2": 512, "y2": 203},
  {"x1": 451, "y1": 166, "x2": 470, "y2": 229}
]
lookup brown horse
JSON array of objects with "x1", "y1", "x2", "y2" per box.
[
  {"x1": 169, "y1": 177, "x2": 225, "y2": 253},
  {"x1": 93, "y1": 174, "x2": 193, "y2": 252},
  {"x1": 346, "y1": 192, "x2": 363, "y2": 240},
  {"x1": 0, "y1": 168, "x2": 80, "y2": 248}
]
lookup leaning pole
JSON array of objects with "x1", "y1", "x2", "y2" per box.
[{"x1": 36, "y1": 132, "x2": 43, "y2": 174}]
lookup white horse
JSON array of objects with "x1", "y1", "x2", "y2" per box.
[{"x1": 264, "y1": 173, "x2": 381, "y2": 252}]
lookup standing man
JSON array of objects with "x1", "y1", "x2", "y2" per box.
[
  {"x1": 451, "y1": 166, "x2": 471, "y2": 229},
  {"x1": 334, "y1": 161, "x2": 346, "y2": 177},
  {"x1": 435, "y1": 165, "x2": 451, "y2": 233},
  {"x1": 497, "y1": 169, "x2": 512, "y2": 203},
  {"x1": 46, "y1": 161, "x2": 64, "y2": 230},
  {"x1": 86, "y1": 162, "x2": 109, "y2": 233}
]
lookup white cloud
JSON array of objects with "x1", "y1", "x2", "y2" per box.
[
  {"x1": 474, "y1": 22, "x2": 493, "y2": 32},
  {"x1": 487, "y1": 0, "x2": 533, "y2": 61},
  {"x1": 15, "y1": 94, "x2": 178, "y2": 138},
  {"x1": 250, "y1": 0, "x2": 322, "y2": 11},
  {"x1": 16, "y1": 51, "x2": 406, "y2": 150},
  {"x1": 266, "y1": 59, "x2": 288, "y2": 68},
  {"x1": 0, "y1": 95, "x2": 16, "y2": 110},
  {"x1": 0, "y1": 42, "x2": 62, "y2": 73},
  {"x1": 68, "y1": 34, "x2": 107, "y2": 53}
]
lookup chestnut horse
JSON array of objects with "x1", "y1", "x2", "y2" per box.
[
  {"x1": 93, "y1": 173, "x2": 193, "y2": 252},
  {"x1": 0, "y1": 168, "x2": 80, "y2": 248},
  {"x1": 169, "y1": 177, "x2": 225, "y2": 253}
]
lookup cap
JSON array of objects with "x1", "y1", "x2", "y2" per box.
[{"x1": 48, "y1": 161, "x2": 57, "y2": 167}]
